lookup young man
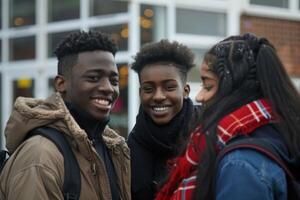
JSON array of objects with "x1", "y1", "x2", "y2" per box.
[
  {"x1": 0, "y1": 31, "x2": 130, "y2": 200},
  {"x1": 127, "y1": 40, "x2": 201, "y2": 200}
]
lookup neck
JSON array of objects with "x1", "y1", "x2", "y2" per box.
[{"x1": 65, "y1": 102, "x2": 109, "y2": 140}]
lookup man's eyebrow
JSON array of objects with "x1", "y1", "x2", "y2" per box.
[
  {"x1": 84, "y1": 69, "x2": 119, "y2": 76},
  {"x1": 141, "y1": 79, "x2": 176, "y2": 84}
]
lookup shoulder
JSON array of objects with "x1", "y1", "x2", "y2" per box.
[
  {"x1": 1, "y1": 135, "x2": 65, "y2": 199},
  {"x1": 216, "y1": 148, "x2": 287, "y2": 199},
  {"x1": 218, "y1": 124, "x2": 288, "y2": 179},
  {"x1": 1, "y1": 135, "x2": 64, "y2": 185},
  {"x1": 218, "y1": 148, "x2": 286, "y2": 180},
  {"x1": 14, "y1": 135, "x2": 63, "y2": 166},
  {"x1": 102, "y1": 126, "x2": 130, "y2": 157}
]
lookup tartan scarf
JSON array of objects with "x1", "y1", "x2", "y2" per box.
[{"x1": 154, "y1": 99, "x2": 275, "y2": 200}]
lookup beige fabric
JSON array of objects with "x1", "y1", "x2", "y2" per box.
[{"x1": 0, "y1": 93, "x2": 131, "y2": 200}]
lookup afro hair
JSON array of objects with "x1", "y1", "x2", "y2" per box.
[
  {"x1": 131, "y1": 39, "x2": 195, "y2": 82},
  {"x1": 54, "y1": 30, "x2": 118, "y2": 77}
]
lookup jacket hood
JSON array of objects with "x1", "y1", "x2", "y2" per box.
[{"x1": 5, "y1": 92, "x2": 126, "y2": 156}]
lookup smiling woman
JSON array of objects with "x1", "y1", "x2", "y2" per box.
[
  {"x1": 155, "y1": 33, "x2": 300, "y2": 200},
  {"x1": 139, "y1": 63, "x2": 189, "y2": 125},
  {"x1": 127, "y1": 39, "x2": 202, "y2": 200},
  {"x1": 196, "y1": 61, "x2": 219, "y2": 104}
]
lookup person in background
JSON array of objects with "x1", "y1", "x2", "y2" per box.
[
  {"x1": 0, "y1": 31, "x2": 131, "y2": 200},
  {"x1": 155, "y1": 33, "x2": 300, "y2": 200},
  {"x1": 127, "y1": 39, "x2": 202, "y2": 200}
]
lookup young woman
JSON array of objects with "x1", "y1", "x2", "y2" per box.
[
  {"x1": 127, "y1": 40, "x2": 201, "y2": 200},
  {"x1": 155, "y1": 33, "x2": 300, "y2": 200}
]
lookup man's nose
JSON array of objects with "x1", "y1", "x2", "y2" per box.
[{"x1": 98, "y1": 78, "x2": 114, "y2": 93}]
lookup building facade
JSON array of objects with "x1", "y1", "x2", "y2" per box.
[{"x1": 1, "y1": 0, "x2": 300, "y2": 148}]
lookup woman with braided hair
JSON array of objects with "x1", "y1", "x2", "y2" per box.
[{"x1": 154, "y1": 33, "x2": 300, "y2": 200}]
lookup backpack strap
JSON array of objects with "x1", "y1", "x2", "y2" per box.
[
  {"x1": 28, "y1": 127, "x2": 81, "y2": 200},
  {"x1": 0, "y1": 150, "x2": 9, "y2": 171},
  {"x1": 216, "y1": 138, "x2": 295, "y2": 180}
]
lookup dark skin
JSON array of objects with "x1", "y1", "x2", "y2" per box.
[
  {"x1": 55, "y1": 50, "x2": 120, "y2": 121},
  {"x1": 139, "y1": 63, "x2": 190, "y2": 125},
  {"x1": 196, "y1": 62, "x2": 219, "y2": 104}
]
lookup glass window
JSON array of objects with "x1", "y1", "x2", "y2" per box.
[
  {"x1": 48, "y1": 78, "x2": 55, "y2": 95},
  {"x1": 109, "y1": 63, "x2": 128, "y2": 138},
  {"x1": 10, "y1": 0, "x2": 35, "y2": 27},
  {"x1": 48, "y1": 0, "x2": 80, "y2": 22},
  {"x1": 176, "y1": 8, "x2": 227, "y2": 36},
  {"x1": 292, "y1": 78, "x2": 300, "y2": 92},
  {"x1": 91, "y1": 24, "x2": 128, "y2": 51},
  {"x1": 187, "y1": 48, "x2": 207, "y2": 82},
  {"x1": 9, "y1": 36, "x2": 35, "y2": 61},
  {"x1": 0, "y1": 73, "x2": 2, "y2": 136},
  {"x1": 0, "y1": 40, "x2": 2, "y2": 62},
  {"x1": 250, "y1": 0, "x2": 288, "y2": 8},
  {"x1": 13, "y1": 78, "x2": 35, "y2": 103},
  {"x1": 48, "y1": 30, "x2": 79, "y2": 57},
  {"x1": 0, "y1": 2, "x2": 2, "y2": 29},
  {"x1": 140, "y1": 4, "x2": 167, "y2": 46},
  {"x1": 90, "y1": 0, "x2": 128, "y2": 16}
]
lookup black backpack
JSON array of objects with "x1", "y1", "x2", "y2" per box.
[
  {"x1": 0, "y1": 127, "x2": 81, "y2": 200},
  {"x1": 217, "y1": 137, "x2": 300, "y2": 200}
]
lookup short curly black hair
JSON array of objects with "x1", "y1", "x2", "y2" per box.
[
  {"x1": 131, "y1": 39, "x2": 195, "y2": 83},
  {"x1": 54, "y1": 30, "x2": 118, "y2": 78}
]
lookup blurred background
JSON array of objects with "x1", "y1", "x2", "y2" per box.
[{"x1": 1, "y1": 0, "x2": 300, "y2": 147}]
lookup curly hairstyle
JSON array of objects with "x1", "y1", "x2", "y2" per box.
[
  {"x1": 131, "y1": 39, "x2": 195, "y2": 83},
  {"x1": 192, "y1": 33, "x2": 300, "y2": 200},
  {"x1": 54, "y1": 30, "x2": 118, "y2": 78}
]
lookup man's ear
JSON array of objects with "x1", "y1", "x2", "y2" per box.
[
  {"x1": 183, "y1": 84, "x2": 190, "y2": 99},
  {"x1": 54, "y1": 75, "x2": 67, "y2": 93}
]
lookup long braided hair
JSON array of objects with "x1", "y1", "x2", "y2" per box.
[{"x1": 192, "y1": 33, "x2": 300, "y2": 200}]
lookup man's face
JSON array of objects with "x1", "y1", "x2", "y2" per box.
[
  {"x1": 61, "y1": 50, "x2": 119, "y2": 121},
  {"x1": 139, "y1": 64, "x2": 190, "y2": 125}
]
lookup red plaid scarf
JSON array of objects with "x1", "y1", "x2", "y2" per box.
[{"x1": 155, "y1": 99, "x2": 275, "y2": 200}]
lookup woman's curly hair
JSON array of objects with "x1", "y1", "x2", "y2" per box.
[{"x1": 131, "y1": 39, "x2": 195, "y2": 82}]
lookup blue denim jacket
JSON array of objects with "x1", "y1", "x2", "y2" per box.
[{"x1": 215, "y1": 148, "x2": 287, "y2": 200}]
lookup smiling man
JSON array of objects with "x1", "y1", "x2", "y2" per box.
[
  {"x1": 0, "y1": 31, "x2": 130, "y2": 200},
  {"x1": 127, "y1": 40, "x2": 202, "y2": 200}
]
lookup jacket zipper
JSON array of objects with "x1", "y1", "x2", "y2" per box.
[
  {"x1": 89, "y1": 140, "x2": 112, "y2": 200},
  {"x1": 87, "y1": 140, "x2": 104, "y2": 200}
]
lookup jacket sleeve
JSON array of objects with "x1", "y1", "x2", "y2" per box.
[{"x1": 215, "y1": 149, "x2": 287, "y2": 200}]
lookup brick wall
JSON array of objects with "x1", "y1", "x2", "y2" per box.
[{"x1": 240, "y1": 15, "x2": 300, "y2": 77}]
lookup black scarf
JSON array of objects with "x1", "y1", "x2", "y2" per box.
[
  {"x1": 65, "y1": 102, "x2": 120, "y2": 200},
  {"x1": 131, "y1": 98, "x2": 194, "y2": 158}
]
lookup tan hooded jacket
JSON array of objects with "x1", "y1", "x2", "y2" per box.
[{"x1": 0, "y1": 93, "x2": 131, "y2": 200}]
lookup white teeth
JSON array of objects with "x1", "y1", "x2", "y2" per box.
[
  {"x1": 95, "y1": 99, "x2": 109, "y2": 106},
  {"x1": 153, "y1": 107, "x2": 168, "y2": 112}
]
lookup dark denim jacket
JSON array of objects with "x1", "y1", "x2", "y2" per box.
[
  {"x1": 215, "y1": 148, "x2": 287, "y2": 200},
  {"x1": 215, "y1": 125, "x2": 290, "y2": 200}
]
